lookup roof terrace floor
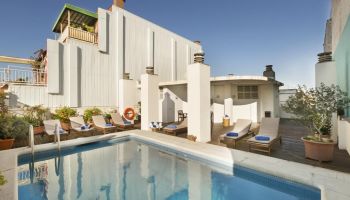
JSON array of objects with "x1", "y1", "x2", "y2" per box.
[{"x1": 176, "y1": 118, "x2": 350, "y2": 173}]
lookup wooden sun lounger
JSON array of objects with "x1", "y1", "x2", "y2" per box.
[
  {"x1": 69, "y1": 116, "x2": 94, "y2": 134},
  {"x1": 92, "y1": 115, "x2": 116, "y2": 134},
  {"x1": 163, "y1": 118, "x2": 188, "y2": 136},
  {"x1": 247, "y1": 118, "x2": 281, "y2": 155},
  {"x1": 219, "y1": 119, "x2": 252, "y2": 148},
  {"x1": 110, "y1": 112, "x2": 134, "y2": 130},
  {"x1": 43, "y1": 119, "x2": 68, "y2": 142}
]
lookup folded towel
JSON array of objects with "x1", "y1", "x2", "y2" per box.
[
  {"x1": 124, "y1": 121, "x2": 132, "y2": 125},
  {"x1": 81, "y1": 125, "x2": 86, "y2": 130},
  {"x1": 166, "y1": 124, "x2": 177, "y2": 129},
  {"x1": 255, "y1": 135, "x2": 270, "y2": 141},
  {"x1": 226, "y1": 132, "x2": 239, "y2": 137},
  {"x1": 105, "y1": 123, "x2": 113, "y2": 127}
]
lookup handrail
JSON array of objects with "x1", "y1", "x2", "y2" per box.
[
  {"x1": 29, "y1": 125, "x2": 35, "y2": 155},
  {"x1": 0, "y1": 65, "x2": 46, "y2": 85},
  {"x1": 55, "y1": 123, "x2": 61, "y2": 152}
]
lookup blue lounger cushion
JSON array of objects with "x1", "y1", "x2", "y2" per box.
[
  {"x1": 105, "y1": 123, "x2": 113, "y2": 127},
  {"x1": 166, "y1": 124, "x2": 177, "y2": 129},
  {"x1": 255, "y1": 135, "x2": 270, "y2": 141},
  {"x1": 226, "y1": 132, "x2": 239, "y2": 137},
  {"x1": 124, "y1": 121, "x2": 132, "y2": 125}
]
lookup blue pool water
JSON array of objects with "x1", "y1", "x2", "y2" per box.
[{"x1": 17, "y1": 138, "x2": 320, "y2": 200}]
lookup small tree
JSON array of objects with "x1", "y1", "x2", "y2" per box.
[{"x1": 283, "y1": 83, "x2": 350, "y2": 141}]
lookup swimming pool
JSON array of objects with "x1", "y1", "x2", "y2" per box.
[{"x1": 17, "y1": 137, "x2": 320, "y2": 200}]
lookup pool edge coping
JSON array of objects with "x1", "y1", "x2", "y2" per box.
[{"x1": 0, "y1": 130, "x2": 350, "y2": 200}]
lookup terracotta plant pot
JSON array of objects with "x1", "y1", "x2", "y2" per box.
[
  {"x1": 302, "y1": 137, "x2": 336, "y2": 162},
  {"x1": 60, "y1": 121, "x2": 71, "y2": 131},
  {"x1": 0, "y1": 139, "x2": 15, "y2": 150},
  {"x1": 33, "y1": 126, "x2": 45, "y2": 135}
]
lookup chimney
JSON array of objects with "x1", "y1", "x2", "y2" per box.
[
  {"x1": 263, "y1": 65, "x2": 275, "y2": 79},
  {"x1": 113, "y1": 0, "x2": 125, "y2": 8}
]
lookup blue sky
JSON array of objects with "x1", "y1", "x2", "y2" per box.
[{"x1": 0, "y1": 0, "x2": 330, "y2": 88}]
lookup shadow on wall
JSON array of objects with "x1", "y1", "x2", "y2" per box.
[{"x1": 162, "y1": 92, "x2": 175, "y2": 123}]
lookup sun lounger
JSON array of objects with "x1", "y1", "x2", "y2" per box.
[
  {"x1": 219, "y1": 119, "x2": 252, "y2": 148},
  {"x1": 43, "y1": 119, "x2": 68, "y2": 142},
  {"x1": 247, "y1": 117, "x2": 281, "y2": 155},
  {"x1": 163, "y1": 118, "x2": 187, "y2": 135},
  {"x1": 69, "y1": 116, "x2": 94, "y2": 133},
  {"x1": 92, "y1": 115, "x2": 116, "y2": 134},
  {"x1": 110, "y1": 112, "x2": 134, "y2": 130}
]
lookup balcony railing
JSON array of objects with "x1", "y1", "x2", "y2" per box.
[
  {"x1": 59, "y1": 26, "x2": 98, "y2": 44},
  {"x1": 0, "y1": 66, "x2": 47, "y2": 85}
]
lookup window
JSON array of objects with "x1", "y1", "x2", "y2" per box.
[{"x1": 237, "y1": 86, "x2": 258, "y2": 99}]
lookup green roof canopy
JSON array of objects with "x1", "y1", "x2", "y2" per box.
[{"x1": 52, "y1": 4, "x2": 98, "y2": 33}]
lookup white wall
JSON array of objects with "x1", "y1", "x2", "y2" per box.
[
  {"x1": 117, "y1": 7, "x2": 201, "y2": 82},
  {"x1": 279, "y1": 89, "x2": 296, "y2": 119},
  {"x1": 11, "y1": 6, "x2": 200, "y2": 110},
  {"x1": 331, "y1": 0, "x2": 350, "y2": 52},
  {"x1": 159, "y1": 82, "x2": 279, "y2": 123}
]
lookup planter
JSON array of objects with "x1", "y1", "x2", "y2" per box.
[
  {"x1": 60, "y1": 121, "x2": 71, "y2": 131},
  {"x1": 33, "y1": 126, "x2": 45, "y2": 135},
  {"x1": 302, "y1": 137, "x2": 336, "y2": 162},
  {"x1": 0, "y1": 139, "x2": 15, "y2": 150}
]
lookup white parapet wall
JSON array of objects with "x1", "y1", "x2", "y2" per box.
[
  {"x1": 118, "y1": 79, "x2": 139, "y2": 111},
  {"x1": 338, "y1": 119, "x2": 350, "y2": 155}
]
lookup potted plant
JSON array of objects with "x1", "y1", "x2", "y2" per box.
[
  {"x1": 83, "y1": 107, "x2": 103, "y2": 123},
  {"x1": 104, "y1": 113, "x2": 112, "y2": 124},
  {"x1": 0, "y1": 116, "x2": 29, "y2": 150},
  {"x1": 23, "y1": 105, "x2": 50, "y2": 134},
  {"x1": 53, "y1": 107, "x2": 77, "y2": 131},
  {"x1": 283, "y1": 83, "x2": 350, "y2": 161}
]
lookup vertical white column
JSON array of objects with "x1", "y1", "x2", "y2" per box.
[
  {"x1": 47, "y1": 39, "x2": 61, "y2": 94},
  {"x1": 68, "y1": 44, "x2": 79, "y2": 107},
  {"x1": 141, "y1": 73, "x2": 159, "y2": 130},
  {"x1": 187, "y1": 62, "x2": 211, "y2": 142},
  {"x1": 118, "y1": 78, "x2": 138, "y2": 111},
  {"x1": 98, "y1": 8, "x2": 108, "y2": 52},
  {"x1": 224, "y1": 98, "x2": 233, "y2": 125}
]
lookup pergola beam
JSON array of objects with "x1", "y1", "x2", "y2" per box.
[{"x1": 0, "y1": 56, "x2": 34, "y2": 65}]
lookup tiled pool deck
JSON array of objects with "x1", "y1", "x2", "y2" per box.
[{"x1": 0, "y1": 130, "x2": 350, "y2": 199}]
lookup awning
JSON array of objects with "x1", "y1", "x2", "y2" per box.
[{"x1": 52, "y1": 4, "x2": 98, "y2": 33}]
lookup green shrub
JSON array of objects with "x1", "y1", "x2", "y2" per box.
[
  {"x1": 53, "y1": 106, "x2": 77, "y2": 123},
  {"x1": 0, "y1": 115, "x2": 29, "y2": 140},
  {"x1": 84, "y1": 107, "x2": 102, "y2": 123},
  {"x1": 22, "y1": 105, "x2": 50, "y2": 127},
  {"x1": 0, "y1": 93, "x2": 8, "y2": 117}
]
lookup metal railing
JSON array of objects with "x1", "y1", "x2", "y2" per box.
[{"x1": 0, "y1": 65, "x2": 47, "y2": 85}]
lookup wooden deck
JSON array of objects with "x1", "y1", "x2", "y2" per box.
[{"x1": 176, "y1": 119, "x2": 350, "y2": 173}]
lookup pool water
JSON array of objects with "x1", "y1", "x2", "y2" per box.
[{"x1": 17, "y1": 138, "x2": 320, "y2": 200}]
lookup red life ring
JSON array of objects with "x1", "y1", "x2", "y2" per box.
[{"x1": 124, "y1": 107, "x2": 135, "y2": 121}]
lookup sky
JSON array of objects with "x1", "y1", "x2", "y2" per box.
[{"x1": 0, "y1": 0, "x2": 331, "y2": 88}]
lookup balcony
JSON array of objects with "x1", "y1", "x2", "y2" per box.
[{"x1": 59, "y1": 26, "x2": 98, "y2": 44}]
